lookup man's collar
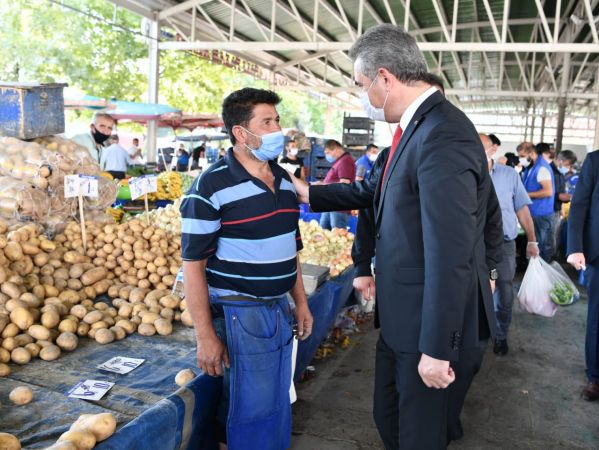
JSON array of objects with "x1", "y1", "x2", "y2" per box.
[
  {"x1": 399, "y1": 86, "x2": 439, "y2": 132},
  {"x1": 225, "y1": 147, "x2": 281, "y2": 182}
]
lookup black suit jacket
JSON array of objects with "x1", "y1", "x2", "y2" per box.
[
  {"x1": 567, "y1": 150, "x2": 599, "y2": 265},
  {"x1": 310, "y1": 91, "x2": 503, "y2": 361}
]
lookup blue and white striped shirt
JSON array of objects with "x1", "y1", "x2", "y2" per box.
[{"x1": 180, "y1": 149, "x2": 302, "y2": 299}]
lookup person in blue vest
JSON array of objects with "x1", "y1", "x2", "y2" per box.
[
  {"x1": 518, "y1": 142, "x2": 555, "y2": 261},
  {"x1": 355, "y1": 143, "x2": 380, "y2": 181}
]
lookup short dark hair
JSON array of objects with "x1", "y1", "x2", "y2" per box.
[
  {"x1": 222, "y1": 88, "x2": 281, "y2": 145},
  {"x1": 557, "y1": 149, "x2": 578, "y2": 165},
  {"x1": 503, "y1": 152, "x2": 519, "y2": 168},
  {"x1": 324, "y1": 139, "x2": 343, "y2": 151},
  {"x1": 488, "y1": 134, "x2": 501, "y2": 146},
  {"x1": 366, "y1": 143, "x2": 378, "y2": 152},
  {"x1": 517, "y1": 142, "x2": 534, "y2": 154},
  {"x1": 132, "y1": 138, "x2": 139, "y2": 143},
  {"x1": 535, "y1": 142, "x2": 551, "y2": 156}
]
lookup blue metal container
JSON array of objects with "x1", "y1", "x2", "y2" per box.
[{"x1": 0, "y1": 82, "x2": 67, "y2": 139}]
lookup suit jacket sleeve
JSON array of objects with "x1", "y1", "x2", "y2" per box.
[
  {"x1": 310, "y1": 174, "x2": 376, "y2": 212},
  {"x1": 567, "y1": 153, "x2": 596, "y2": 255},
  {"x1": 417, "y1": 121, "x2": 481, "y2": 361},
  {"x1": 485, "y1": 181, "x2": 503, "y2": 270},
  {"x1": 351, "y1": 148, "x2": 390, "y2": 277}
]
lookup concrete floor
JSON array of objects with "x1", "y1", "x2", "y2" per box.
[{"x1": 291, "y1": 273, "x2": 598, "y2": 450}]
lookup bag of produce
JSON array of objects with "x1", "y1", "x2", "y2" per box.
[
  {"x1": 83, "y1": 177, "x2": 118, "y2": 211},
  {"x1": 549, "y1": 261, "x2": 579, "y2": 306},
  {"x1": 34, "y1": 135, "x2": 100, "y2": 176},
  {"x1": 518, "y1": 257, "x2": 576, "y2": 317},
  {"x1": 0, "y1": 176, "x2": 50, "y2": 223}
]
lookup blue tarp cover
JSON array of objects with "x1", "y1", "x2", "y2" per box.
[{"x1": 1, "y1": 270, "x2": 353, "y2": 449}]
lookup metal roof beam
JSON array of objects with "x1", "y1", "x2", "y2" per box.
[
  {"x1": 159, "y1": 41, "x2": 599, "y2": 53},
  {"x1": 534, "y1": 0, "x2": 554, "y2": 43},
  {"x1": 157, "y1": 0, "x2": 212, "y2": 20},
  {"x1": 583, "y1": 0, "x2": 599, "y2": 43},
  {"x1": 274, "y1": 50, "x2": 335, "y2": 71},
  {"x1": 109, "y1": 0, "x2": 155, "y2": 19}
]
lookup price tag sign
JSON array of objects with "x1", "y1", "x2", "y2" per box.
[
  {"x1": 66, "y1": 379, "x2": 114, "y2": 401},
  {"x1": 129, "y1": 176, "x2": 145, "y2": 200},
  {"x1": 144, "y1": 175, "x2": 158, "y2": 194},
  {"x1": 129, "y1": 175, "x2": 158, "y2": 200},
  {"x1": 98, "y1": 357, "x2": 145, "y2": 374},
  {"x1": 64, "y1": 175, "x2": 99, "y2": 198}
]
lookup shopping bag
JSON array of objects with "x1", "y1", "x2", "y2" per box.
[
  {"x1": 517, "y1": 257, "x2": 558, "y2": 317},
  {"x1": 549, "y1": 261, "x2": 580, "y2": 305}
]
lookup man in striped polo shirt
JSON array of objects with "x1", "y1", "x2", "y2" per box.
[{"x1": 180, "y1": 88, "x2": 313, "y2": 450}]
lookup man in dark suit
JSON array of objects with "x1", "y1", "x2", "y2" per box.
[
  {"x1": 567, "y1": 150, "x2": 599, "y2": 401},
  {"x1": 291, "y1": 24, "x2": 502, "y2": 448}
]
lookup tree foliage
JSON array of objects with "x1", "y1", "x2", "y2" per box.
[{"x1": 0, "y1": 0, "x2": 343, "y2": 136}]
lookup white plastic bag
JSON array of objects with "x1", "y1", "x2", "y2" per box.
[
  {"x1": 549, "y1": 261, "x2": 580, "y2": 306},
  {"x1": 517, "y1": 257, "x2": 558, "y2": 317}
]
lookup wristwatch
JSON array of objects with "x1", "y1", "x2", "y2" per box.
[{"x1": 489, "y1": 269, "x2": 498, "y2": 281}]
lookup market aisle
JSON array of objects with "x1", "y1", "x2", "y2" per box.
[{"x1": 291, "y1": 275, "x2": 598, "y2": 449}]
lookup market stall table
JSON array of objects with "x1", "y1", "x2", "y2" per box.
[{"x1": 1, "y1": 270, "x2": 354, "y2": 449}]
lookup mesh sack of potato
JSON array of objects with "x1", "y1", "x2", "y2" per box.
[
  {"x1": 0, "y1": 137, "x2": 75, "y2": 191},
  {"x1": 0, "y1": 176, "x2": 50, "y2": 223},
  {"x1": 34, "y1": 135, "x2": 101, "y2": 176},
  {"x1": 83, "y1": 177, "x2": 118, "y2": 211}
]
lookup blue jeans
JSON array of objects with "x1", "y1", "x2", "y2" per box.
[
  {"x1": 533, "y1": 214, "x2": 553, "y2": 261},
  {"x1": 493, "y1": 240, "x2": 516, "y2": 341},
  {"x1": 211, "y1": 296, "x2": 294, "y2": 450},
  {"x1": 320, "y1": 211, "x2": 349, "y2": 230},
  {"x1": 586, "y1": 264, "x2": 599, "y2": 382}
]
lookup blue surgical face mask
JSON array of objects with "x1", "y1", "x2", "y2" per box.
[
  {"x1": 241, "y1": 128, "x2": 285, "y2": 161},
  {"x1": 325, "y1": 154, "x2": 336, "y2": 164},
  {"x1": 558, "y1": 166, "x2": 569, "y2": 175}
]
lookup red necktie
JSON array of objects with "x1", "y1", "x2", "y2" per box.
[{"x1": 382, "y1": 125, "x2": 403, "y2": 186}]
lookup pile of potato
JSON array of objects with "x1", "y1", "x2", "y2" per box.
[{"x1": 0, "y1": 217, "x2": 194, "y2": 371}]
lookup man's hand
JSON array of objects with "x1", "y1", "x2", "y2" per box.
[
  {"x1": 353, "y1": 276, "x2": 376, "y2": 301},
  {"x1": 294, "y1": 303, "x2": 313, "y2": 340},
  {"x1": 196, "y1": 333, "x2": 230, "y2": 377},
  {"x1": 418, "y1": 353, "x2": 455, "y2": 389},
  {"x1": 289, "y1": 173, "x2": 310, "y2": 203},
  {"x1": 526, "y1": 241, "x2": 540, "y2": 258},
  {"x1": 490, "y1": 279, "x2": 496, "y2": 294},
  {"x1": 567, "y1": 252, "x2": 586, "y2": 271}
]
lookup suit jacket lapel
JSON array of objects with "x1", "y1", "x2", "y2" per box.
[{"x1": 375, "y1": 91, "x2": 445, "y2": 225}]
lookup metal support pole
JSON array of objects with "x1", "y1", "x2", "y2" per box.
[
  {"x1": 523, "y1": 101, "x2": 530, "y2": 141},
  {"x1": 530, "y1": 101, "x2": 536, "y2": 143},
  {"x1": 540, "y1": 100, "x2": 547, "y2": 142},
  {"x1": 555, "y1": 52, "x2": 571, "y2": 152},
  {"x1": 147, "y1": 19, "x2": 160, "y2": 164}
]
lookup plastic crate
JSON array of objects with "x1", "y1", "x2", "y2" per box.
[{"x1": 0, "y1": 82, "x2": 67, "y2": 139}]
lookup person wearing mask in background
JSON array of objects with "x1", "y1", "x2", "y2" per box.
[
  {"x1": 279, "y1": 140, "x2": 306, "y2": 180},
  {"x1": 176, "y1": 144, "x2": 190, "y2": 172},
  {"x1": 557, "y1": 150, "x2": 580, "y2": 202},
  {"x1": 128, "y1": 138, "x2": 144, "y2": 165},
  {"x1": 71, "y1": 112, "x2": 115, "y2": 163},
  {"x1": 518, "y1": 142, "x2": 554, "y2": 261},
  {"x1": 541, "y1": 144, "x2": 566, "y2": 260},
  {"x1": 192, "y1": 143, "x2": 206, "y2": 169},
  {"x1": 100, "y1": 135, "x2": 132, "y2": 180},
  {"x1": 318, "y1": 139, "x2": 356, "y2": 230},
  {"x1": 567, "y1": 149, "x2": 599, "y2": 401},
  {"x1": 180, "y1": 87, "x2": 313, "y2": 448},
  {"x1": 480, "y1": 134, "x2": 538, "y2": 356},
  {"x1": 355, "y1": 143, "x2": 380, "y2": 181},
  {"x1": 516, "y1": 142, "x2": 535, "y2": 176}
]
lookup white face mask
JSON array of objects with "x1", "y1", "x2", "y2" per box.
[
  {"x1": 519, "y1": 157, "x2": 530, "y2": 168},
  {"x1": 359, "y1": 74, "x2": 389, "y2": 122},
  {"x1": 289, "y1": 147, "x2": 298, "y2": 156},
  {"x1": 367, "y1": 153, "x2": 378, "y2": 162}
]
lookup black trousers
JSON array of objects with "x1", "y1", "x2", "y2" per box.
[
  {"x1": 107, "y1": 170, "x2": 126, "y2": 180},
  {"x1": 373, "y1": 334, "x2": 487, "y2": 449}
]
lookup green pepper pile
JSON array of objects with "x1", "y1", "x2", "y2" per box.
[{"x1": 550, "y1": 281, "x2": 575, "y2": 306}]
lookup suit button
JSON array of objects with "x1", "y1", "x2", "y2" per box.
[{"x1": 376, "y1": 233, "x2": 381, "y2": 240}]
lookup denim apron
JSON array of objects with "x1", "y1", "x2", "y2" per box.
[{"x1": 211, "y1": 294, "x2": 294, "y2": 450}]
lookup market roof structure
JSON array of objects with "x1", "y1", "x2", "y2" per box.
[{"x1": 107, "y1": 0, "x2": 599, "y2": 153}]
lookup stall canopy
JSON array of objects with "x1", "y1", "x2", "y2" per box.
[
  {"x1": 141, "y1": 113, "x2": 223, "y2": 130},
  {"x1": 107, "y1": 100, "x2": 181, "y2": 121}
]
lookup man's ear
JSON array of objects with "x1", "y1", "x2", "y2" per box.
[{"x1": 231, "y1": 125, "x2": 245, "y2": 144}]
